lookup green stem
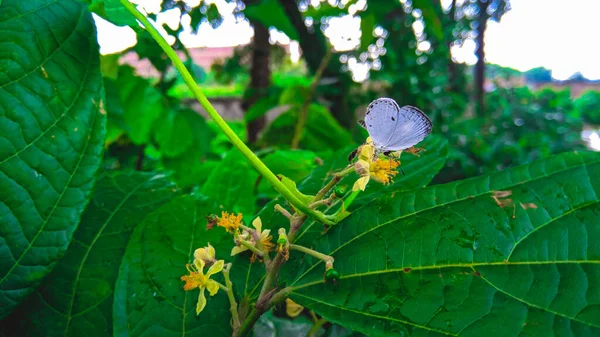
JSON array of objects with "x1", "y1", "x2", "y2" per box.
[
  {"x1": 291, "y1": 48, "x2": 333, "y2": 149},
  {"x1": 313, "y1": 165, "x2": 354, "y2": 202},
  {"x1": 239, "y1": 240, "x2": 264, "y2": 257},
  {"x1": 119, "y1": 0, "x2": 333, "y2": 226},
  {"x1": 341, "y1": 189, "x2": 360, "y2": 210},
  {"x1": 306, "y1": 317, "x2": 328, "y2": 337},
  {"x1": 289, "y1": 244, "x2": 334, "y2": 264},
  {"x1": 223, "y1": 265, "x2": 241, "y2": 335}
]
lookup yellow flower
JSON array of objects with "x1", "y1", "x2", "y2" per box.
[
  {"x1": 230, "y1": 217, "x2": 274, "y2": 262},
  {"x1": 193, "y1": 243, "x2": 215, "y2": 266},
  {"x1": 180, "y1": 258, "x2": 224, "y2": 315},
  {"x1": 370, "y1": 158, "x2": 400, "y2": 184},
  {"x1": 217, "y1": 211, "x2": 243, "y2": 233},
  {"x1": 352, "y1": 141, "x2": 401, "y2": 191}
]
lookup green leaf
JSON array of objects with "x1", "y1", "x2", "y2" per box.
[
  {"x1": 244, "y1": 0, "x2": 299, "y2": 40},
  {"x1": 117, "y1": 66, "x2": 166, "y2": 144},
  {"x1": 3, "y1": 171, "x2": 179, "y2": 336},
  {"x1": 259, "y1": 150, "x2": 319, "y2": 199},
  {"x1": 102, "y1": 0, "x2": 137, "y2": 27},
  {"x1": 201, "y1": 150, "x2": 259, "y2": 218},
  {"x1": 289, "y1": 151, "x2": 600, "y2": 336},
  {"x1": 279, "y1": 175, "x2": 314, "y2": 206},
  {"x1": 244, "y1": 96, "x2": 278, "y2": 123},
  {"x1": 0, "y1": 0, "x2": 106, "y2": 318},
  {"x1": 113, "y1": 195, "x2": 232, "y2": 337},
  {"x1": 154, "y1": 110, "x2": 194, "y2": 157},
  {"x1": 260, "y1": 104, "x2": 353, "y2": 151}
]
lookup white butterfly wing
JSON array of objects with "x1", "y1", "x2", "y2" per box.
[
  {"x1": 384, "y1": 106, "x2": 432, "y2": 151},
  {"x1": 364, "y1": 98, "x2": 402, "y2": 148}
]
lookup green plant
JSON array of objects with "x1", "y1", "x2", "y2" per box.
[{"x1": 2, "y1": 2, "x2": 600, "y2": 337}]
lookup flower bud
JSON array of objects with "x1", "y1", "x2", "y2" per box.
[{"x1": 194, "y1": 243, "x2": 216, "y2": 265}]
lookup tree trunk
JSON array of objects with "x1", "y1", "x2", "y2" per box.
[
  {"x1": 474, "y1": 0, "x2": 491, "y2": 116},
  {"x1": 277, "y1": 0, "x2": 353, "y2": 128},
  {"x1": 243, "y1": 21, "x2": 270, "y2": 144}
]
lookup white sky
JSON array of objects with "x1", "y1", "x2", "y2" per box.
[{"x1": 94, "y1": 0, "x2": 600, "y2": 80}]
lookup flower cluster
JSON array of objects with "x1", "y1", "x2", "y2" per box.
[
  {"x1": 180, "y1": 243, "x2": 224, "y2": 315},
  {"x1": 230, "y1": 216, "x2": 274, "y2": 262},
  {"x1": 212, "y1": 211, "x2": 274, "y2": 263},
  {"x1": 352, "y1": 139, "x2": 402, "y2": 191}
]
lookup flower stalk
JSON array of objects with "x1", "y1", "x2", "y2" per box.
[
  {"x1": 222, "y1": 264, "x2": 241, "y2": 335},
  {"x1": 289, "y1": 244, "x2": 334, "y2": 265}
]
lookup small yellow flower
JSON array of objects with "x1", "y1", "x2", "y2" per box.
[
  {"x1": 193, "y1": 243, "x2": 215, "y2": 266},
  {"x1": 370, "y1": 158, "x2": 400, "y2": 184},
  {"x1": 181, "y1": 258, "x2": 224, "y2": 315},
  {"x1": 230, "y1": 217, "x2": 274, "y2": 262},
  {"x1": 352, "y1": 141, "x2": 401, "y2": 191},
  {"x1": 217, "y1": 211, "x2": 243, "y2": 233}
]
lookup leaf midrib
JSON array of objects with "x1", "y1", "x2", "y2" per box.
[
  {"x1": 291, "y1": 157, "x2": 600, "y2": 287},
  {"x1": 291, "y1": 292, "x2": 458, "y2": 337},
  {"x1": 62, "y1": 176, "x2": 151, "y2": 336}
]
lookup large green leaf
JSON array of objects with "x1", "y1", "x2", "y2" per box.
[
  {"x1": 161, "y1": 108, "x2": 214, "y2": 188},
  {"x1": 201, "y1": 150, "x2": 259, "y2": 220},
  {"x1": 260, "y1": 104, "x2": 353, "y2": 151},
  {"x1": 244, "y1": 0, "x2": 299, "y2": 40},
  {"x1": 116, "y1": 66, "x2": 166, "y2": 145},
  {"x1": 258, "y1": 149, "x2": 318, "y2": 199},
  {"x1": 3, "y1": 171, "x2": 179, "y2": 336},
  {"x1": 288, "y1": 151, "x2": 600, "y2": 336},
  {"x1": 113, "y1": 195, "x2": 232, "y2": 337},
  {"x1": 0, "y1": 0, "x2": 106, "y2": 318},
  {"x1": 236, "y1": 135, "x2": 448, "y2": 300}
]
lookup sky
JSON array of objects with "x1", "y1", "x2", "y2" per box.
[{"x1": 94, "y1": 0, "x2": 600, "y2": 81}]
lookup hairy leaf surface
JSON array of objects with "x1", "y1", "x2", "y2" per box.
[
  {"x1": 4, "y1": 172, "x2": 178, "y2": 336},
  {"x1": 0, "y1": 0, "x2": 106, "y2": 317},
  {"x1": 290, "y1": 151, "x2": 600, "y2": 337}
]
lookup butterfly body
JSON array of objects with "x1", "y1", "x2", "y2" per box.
[{"x1": 360, "y1": 98, "x2": 432, "y2": 155}]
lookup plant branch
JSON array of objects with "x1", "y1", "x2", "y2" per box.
[
  {"x1": 290, "y1": 244, "x2": 334, "y2": 264},
  {"x1": 239, "y1": 240, "x2": 264, "y2": 258},
  {"x1": 291, "y1": 48, "x2": 334, "y2": 149},
  {"x1": 223, "y1": 264, "x2": 241, "y2": 335},
  {"x1": 120, "y1": 0, "x2": 333, "y2": 226}
]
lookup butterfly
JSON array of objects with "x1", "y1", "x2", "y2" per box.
[{"x1": 358, "y1": 97, "x2": 432, "y2": 156}]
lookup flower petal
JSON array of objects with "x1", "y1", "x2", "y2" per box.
[
  {"x1": 196, "y1": 286, "x2": 207, "y2": 315},
  {"x1": 252, "y1": 216, "x2": 262, "y2": 232},
  {"x1": 206, "y1": 259, "x2": 224, "y2": 277},
  {"x1": 352, "y1": 176, "x2": 370, "y2": 191},
  {"x1": 206, "y1": 280, "x2": 219, "y2": 296},
  {"x1": 231, "y1": 245, "x2": 247, "y2": 256},
  {"x1": 207, "y1": 243, "x2": 215, "y2": 259},
  {"x1": 194, "y1": 257, "x2": 206, "y2": 272},
  {"x1": 260, "y1": 229, "x2": 271, "y2": 239}
]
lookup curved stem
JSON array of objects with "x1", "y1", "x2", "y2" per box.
[
  {"x1": 291, "y1": 48, "x2": 333, "y2": 149},
  {"x1": 239, "y1": 240, "x2": 264, "y2": 257},
  {"x1": 119, "y1": 0, "x2": 333, "y2": 225}
]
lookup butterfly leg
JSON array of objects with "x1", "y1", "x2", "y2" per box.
[
  {"x1": 357, "y1": 120, "x2": 367, "y2": 129},
  {"x1": 406, "y1": 146, "x2": 426, "y2": 157}
]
